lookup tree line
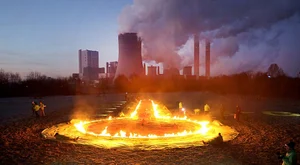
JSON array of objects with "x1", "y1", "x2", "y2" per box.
[{"x1": 0, "y1": 63, "x2": 299, "y2": 99}]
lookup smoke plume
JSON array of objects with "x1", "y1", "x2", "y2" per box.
[{"x1": 119, "y1": 0, "x2": 300, "y2": 76}]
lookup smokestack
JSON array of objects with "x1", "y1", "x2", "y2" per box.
[
  {"x1": 106, "y1": 62, "x2": 109, "y2": 78},
  {"x1": 115, "y1": 33, "x2": 143, "y2": 79},
  {"x1": 143, "y1": 63, "x2": 146, "y2": 75},
  {"x1": 205, "y1": 40, "x2": 211, "y2": 78},
  {"x1": 194, "y1": 34, "x2": 199, "y2": 77}
]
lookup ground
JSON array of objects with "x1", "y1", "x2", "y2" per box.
[{"x1": 0, "y1": 92, "x2": 300, "y2": 164}]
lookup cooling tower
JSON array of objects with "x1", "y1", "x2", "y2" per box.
[
  {"x1": 205, "y1": 40, "x2": 211, "y2": 78},
  {"x1": 194, "y1": 34, "x2": 200, "y2": 77},
  {"x1": 115, "y1": 33, "x2": 143, "y2": 79}
]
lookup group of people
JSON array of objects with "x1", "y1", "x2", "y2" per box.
[{"x1": 31, "y1": 101, "x2": 46, "y2": 118}]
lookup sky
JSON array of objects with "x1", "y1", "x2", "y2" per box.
[
  {"x1": 1, "y1": 0, "x2": 300, "y2": 78},
  {"x1": 0, "y1": 0, "x2": 131, "y2": 77}
]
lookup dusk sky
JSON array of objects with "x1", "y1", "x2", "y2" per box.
[
  {"x1": 1, "y1": 0, "x2": 300, "y2": 78},
  {"x1": 0, "y1": 0, "x2": 131, "y2": 77}
]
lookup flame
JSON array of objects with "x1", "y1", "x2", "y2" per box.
[
  {"x1": 74, "y1": 100, "x2": 212, "y2": 139},
  {"x1": 130, "y1": 100, "x2": 141, "y2": 118}
]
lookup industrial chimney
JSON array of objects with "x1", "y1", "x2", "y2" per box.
[
  {"x1": 194, "y1": 34, "x2": 200, "y2": 78},
  {"x1": 205, "y1": 40, "x2": 211, "y2": 78},
  {"x1": 115, "y1": 33, "x2": 143, "y2": 79}
]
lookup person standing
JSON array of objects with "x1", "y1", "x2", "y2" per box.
[
  {"x1": 235, "y1": 105, "x2": 241, "y2": 121},
  {"x1": 39, "y1": 101, "x2": 46, "y2": 117},
  {"x1": 278, "y1": 141, "x2": 297, "y2": 165},
  {"x1": 33, "y1": 102, "x2": 40, "y2": 118},
  {"x1": 178, "y1": 101, "x2": 183, "y2": 111},
  {"x1": 204, "y1": 104, "x2": 210, "y2": 115}
]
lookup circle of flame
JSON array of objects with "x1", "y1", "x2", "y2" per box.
[{"x1": 41, "y1": 100, "x2": 239, "y2": 149}]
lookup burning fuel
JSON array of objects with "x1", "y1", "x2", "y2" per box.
[{"x1": 42, "y1": 99, "x2": 238, "y2": 149}]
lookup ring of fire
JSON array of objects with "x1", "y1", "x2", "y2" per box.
[{"x1": 42, "y1": 100, "x2": 239, "y2": 149}]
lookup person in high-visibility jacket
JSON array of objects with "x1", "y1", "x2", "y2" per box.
[
  {"x1": 178, "y1": 101, "x2": 183, "y2": 110},
  {"x1": 39, "y1": 101, "x2": 46, "y2": 117},
  {"x1": 33, "y1": 102, "x2": 40, "y2": 118},
  {"x1": 204, "y1": 104, "x2": 210, "y2": 115}
]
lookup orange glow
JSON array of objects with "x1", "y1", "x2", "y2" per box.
[
  {"x1": 43, "y1": 99, "x2": 238, "y2": 149},
  {"x1": 74, "y1": 100, "x2": 211, "y2": 138}
]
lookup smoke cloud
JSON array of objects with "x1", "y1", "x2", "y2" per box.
[{"x1": 119, "y1": 0, "x2": 300, "y2": 76}]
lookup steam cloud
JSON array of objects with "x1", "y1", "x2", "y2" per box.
[{"x1": 119, "y1": 0, "x2": 300, "y2": 76}]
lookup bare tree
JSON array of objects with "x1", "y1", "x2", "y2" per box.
[{"x1": 26, "y1": 72, "x2": 46, "y2": 80}]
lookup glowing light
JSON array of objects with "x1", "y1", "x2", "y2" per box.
[
  {"x1": 43, "y1": 99, "x2": 239, "y2": 150},
  {"x1": 130, "y1": 100, "x2": 141, "y2": 118}
]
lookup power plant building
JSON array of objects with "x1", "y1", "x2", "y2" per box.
[
  {"x1": 115, "y1": 33, "x2": 143, "y2": 79},
  {"x1": 147, "y1": 66, "x2": 157, "y2": 76},
  {"x1": 194, "y1": 34, "x2": 200, "y2": 77},
  {"x1": 163, "y1": 68, "x2": 180, "y2": 77},
  {"x1": 183, "y1": 66, "x2": 192, "y2": 76},
  {"x1": 106, "y1": 61, "x2": 118, "y2": 78},
  {"x1": 205, "y1": 40, "x2": 211, "y2": 78}
]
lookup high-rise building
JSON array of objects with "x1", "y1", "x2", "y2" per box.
[
  {"x1": 79, "y1": 49, "x2": 99, "y2": 80},
  {"x1": 79, "y1": 49, "x2": 99, "y2": 75}
]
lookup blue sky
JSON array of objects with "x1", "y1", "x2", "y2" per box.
[{"x1": 0, "y1": 0, "x2": 131, "y2": 77}]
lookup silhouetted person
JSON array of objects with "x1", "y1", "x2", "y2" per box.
[
  {"x1": 203, "y1": 133, "x2": 223, "y2": 145},
  {"x1": 235, "y1": 105, "x2": 241, "y2": 121},
  {"x1": 277, "y1": 141, "x2": 297, "y2": 165},
  {"x1": 54, "y1": 133, "x2": 79, "y2": 141}
]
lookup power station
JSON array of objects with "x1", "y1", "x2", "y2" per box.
[
  {"x1": 77, "y1": 32, "x2": 212, "y2": 80},
  {"x1": 194, "y1": 34, "x2": 200, "y2": 78},
  {"x1": 205, "y1": 40, "x2": 211, "y2": 78},
  {"x1": 115, "y1": 33, "x2": 143, "y2": 79}
]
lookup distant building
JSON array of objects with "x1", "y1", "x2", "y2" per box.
[
  {"x1": 147, "y1": 66, "x2": 157, "y2": 76},
  {"x1": 83, "y1": 67, "x2": 105, "y2": 81},
  {"x1": 79, "y1": 49, "x2": 99, "y2": 77},
  {"x1": 106, "y1": 61, "x2": 118, "y2": 78},
  {"x1": 72, "y1": 73, "x2": 80, "y2": 80},
  {"x1": 163, "y1": 68, "x2": 180, "y2": 76},
  {"x1": 115, "y1": 33, "x2": 143, "y2": 79},
  {"x1": 183, "y1": 66, "x2": 192, "y2": 76}
]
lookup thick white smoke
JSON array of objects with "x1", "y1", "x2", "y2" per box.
[{"x1": 119, "y1": 0, "x2": 300, "y2": 76}]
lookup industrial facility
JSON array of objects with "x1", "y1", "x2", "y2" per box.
[
  {"x1": 194, "y1": 34, "x2": 200, "y2": 78},
  {"x1": 75, "y1": 32, "x2": 212, "y2": 81},
  {"x1": 114, "y1": 33, "x2": 143, "y2": 79}
]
